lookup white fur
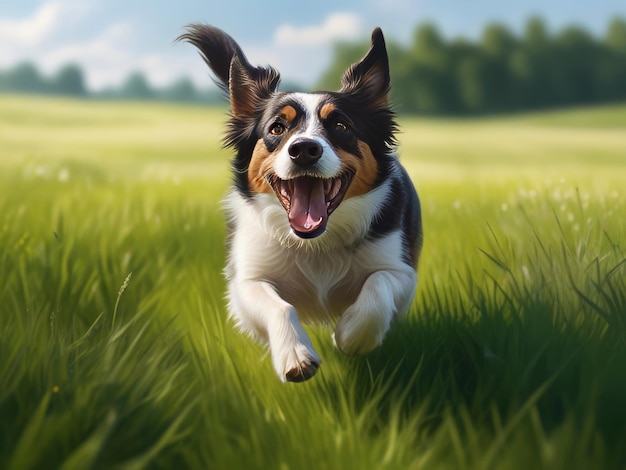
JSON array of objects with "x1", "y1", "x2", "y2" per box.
[{"x1": 224, "y1": 176, "x2": 417, "y2": 381}]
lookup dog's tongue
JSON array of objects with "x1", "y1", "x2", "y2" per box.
[{"x1": 288, "y1": 177, "x2": 327, "y2": 235}]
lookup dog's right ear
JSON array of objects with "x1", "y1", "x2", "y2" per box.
[{"x1": 178, "y1": 24, "x2": 280, "y2": 120}]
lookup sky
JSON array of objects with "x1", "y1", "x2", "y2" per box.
[{"x1": 1, "y1": 0, "x2": 625, "y2": 91}]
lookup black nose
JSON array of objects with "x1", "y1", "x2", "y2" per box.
[{"x1": 288, "y1": 138, "x2": 323, "y2": 166}]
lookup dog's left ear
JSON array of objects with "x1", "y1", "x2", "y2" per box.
[
  {"x1": 228, "y1": 54, "x2": 280, "y2": 120},
  {"x1": 339, "y1": 27, "x2": 390, "y2": 108},
  {"x1": 178, "y1": 24, "x2": 280, "y2": 120}
]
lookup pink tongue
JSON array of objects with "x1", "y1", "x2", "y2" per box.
[{"x1": 288, "y1": 178, "x2": 327, "y2": 233}]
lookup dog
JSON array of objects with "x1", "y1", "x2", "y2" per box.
[{"x1": 179, "y1": 25, "x2": 422, "y2": 382}]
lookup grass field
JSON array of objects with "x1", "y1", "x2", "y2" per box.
[{"x1": 1, "y1": 94, "x2": 625, "y2": 469}]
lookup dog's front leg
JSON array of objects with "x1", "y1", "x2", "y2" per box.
[
  {"x1": 229, "y1": 280, "x2": 321, "y2": 382},
  {"x1": 334, "y1": 267, "x2": 416, "y2": 355}
]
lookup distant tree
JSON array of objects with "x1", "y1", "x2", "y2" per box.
[
  {"x1": 602, "y1": 17, "x2": 626, "y2": 100},
  {"x1": 552, "y1": 26, "x2": 598, "y2": 105},
  {"x1": 52, "y1": 63, "x2": 86, "y2": 96},
  {"x1": 1, "y1": 62, "x2": 48, "y2": 93},
  {"x1": 606, "y1": 17, "x2": 626, "y2": 52},
  {"x1": 387, "y1": 43, "x2": 415, "y2": 112},
  {"x1": 278, "y1": 80, "x2": 307, "y2": 93},
  {"x1": 162, "y1": 77, "x2": 197, "y2": 102},
  {"x1": 481, "y1": 23, "x2": 518, "y2": 111},
  {"x1": 320, "y1": 17, "x2": 626, "y2": 115},
  {"x1": 456, "y1": 55, "x2": 486, "y2": 112},
  {"x1": 121, "y1": 71, "x2": 154, "y2": 100},
  {"x1": 409, "y1": 23, "x2": 459, "y2": 114},
  {"x1": 516, "y1": 17, "x2": 554, "y2": 108},
  {"x1": 413, "y1": 23, "x2": 445, "y2": 60}
]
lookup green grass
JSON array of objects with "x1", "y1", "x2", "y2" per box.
[{"x1": 1, "y1": 94, "x2": 625, "y2": 469}]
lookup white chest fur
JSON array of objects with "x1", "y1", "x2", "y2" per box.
[{"x1": 224, "y1": 181, "x2": 409, "y2": 322}]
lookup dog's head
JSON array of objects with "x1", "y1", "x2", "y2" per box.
[{"x1": 180, "y1": 25, "x2": 397, "y2": 239}]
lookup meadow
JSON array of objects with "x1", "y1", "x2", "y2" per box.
[{"x1": 1, "y1": 94, "x2": 625, "y2": 469}]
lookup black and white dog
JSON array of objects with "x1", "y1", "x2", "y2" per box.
[{"x1": 180, "y1": 25, "x2": 422, "y2": 382}]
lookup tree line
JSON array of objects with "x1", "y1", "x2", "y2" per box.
[
  {"x1": 319, "y1": 16, "x2": 626, "y2": 115},
  {"x1": 2, "y1": 16, "x2": 625, "y2": 114},
  {"x1": 0, "y1": 62, "x2": 222, "y2": 104}
]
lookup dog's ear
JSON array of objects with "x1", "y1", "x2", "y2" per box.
[
  {"x1": 228, "y1": 53, "x2": 280, "y2": 120},
  {"x1": 178, "y1": 24, "x2": 280, "y2": 119},
  {"x1": 339, "y1": 27, "x2": 390, "y2": 108}
]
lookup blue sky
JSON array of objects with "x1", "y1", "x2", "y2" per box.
[{"x1": 1, "y1": 1, "x2": 625, "y2": 91}]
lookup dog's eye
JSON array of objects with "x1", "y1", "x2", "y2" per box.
[
  {"x1": 334, "y1": 121, "x2": 348, "y2": 132},
  {"x1": 269, "y1": 122, "x2": 285, "y2": 136}
]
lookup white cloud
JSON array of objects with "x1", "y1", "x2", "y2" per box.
[
  {"x1": 258, "y1": 12, "x2": 368, "y2": 87},
  {"x1": 0, "y1": 1, "x2": 64, "y2": 46},
  {"x1": 274, "y1": 12, "x2": 363, "y2": 47},
  {"x1": 38, "y1": 23, "x2": 200, "y2": 90},
  {"x1": 40, "y1": 22, "x2": 135, "y2": 89},
  {"x1": 0, "y1": 1, "x2": 93, "y2": 69}
]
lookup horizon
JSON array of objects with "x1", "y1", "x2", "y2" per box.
[{"x1": 1, "y1": 1, "x2": 625, "y2": 92}]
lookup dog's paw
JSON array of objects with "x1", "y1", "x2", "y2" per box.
[
  {"x1": 285, "y1": 359, "x2": 320, "y2": 382},
  {"x1": 333, "y1": 305, "x2": 390, "y2": 355},
  {"x1": 274, "y1": 343, "x2": 321, "y2": 383}
]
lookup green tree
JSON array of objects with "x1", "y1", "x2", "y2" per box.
[
  {"x1": 320, "y1": 16, "x2": 626, "y2": 116},
  {"x1": 601, "y1": 17, "x2": 626, "y2": 100},
  {"x1": 606, "y1": 17, "x2": 626, "y2": 52},
  {"x1": 52, "y1": 64, "x2": 86, "y2": 96},
  {"x1": 121, "y1": 71, "x2": 154, "y2": 100},
  {"x1": 456, "y1": 55, "x2": 486, "y2": 112},
  {"x1": 552, "y1": 27, "x2": 598, "y2": 104},
  {"x1": 448, "y1": 38, "x2": 484, "y2": 114},
  {"x1": 162, "y1": 77, "x2": 197, "y2": 102},
  {"x1": 1, "y1": 62, "x2": 47, "y2": 93},
  {"x1": 395, "y1": 23, "x2": 461, "y2": 114},
  {"x1": 481, "y1": 23, "x2": 518, "y2": 111},
  {"x1": 516, "y1": 16, "x2": 554, "y2": 109}
]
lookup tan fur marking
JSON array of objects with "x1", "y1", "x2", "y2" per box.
[
  {"x1": 342, "y1": 141, "x2": 378, "y2": 199},
  {"x1": 320, "y1": 103, "x2": 336, "y2": 120},
  {"x1": 279, "y1": 105, "x2": 297, "y2": 123},
  {"x1": 248, "y1": 139, "x2": 275, "y2": 194}
]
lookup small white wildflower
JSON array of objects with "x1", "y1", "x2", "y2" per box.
[
  {"x1": 521, "y1": 265, "x2": 530, "y2": 280},
  {"x1": 58, "y1": 168, "x2": 70, "y2": 182}
]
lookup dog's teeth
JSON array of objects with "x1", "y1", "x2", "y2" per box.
[
  {"x1": 324, "y1": 180, "x2": 332, "y2": 194},
  {"x1": 330, "y1": 180, "x2": 341, "y2": 200}
]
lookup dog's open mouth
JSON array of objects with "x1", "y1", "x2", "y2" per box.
[{"x1": 268, "y1": 171, "x2": 354, "y2": 238}]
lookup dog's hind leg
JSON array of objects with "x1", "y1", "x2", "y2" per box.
[{"x1": 229, "y1": 280, "x2": 321, "y2": 382}]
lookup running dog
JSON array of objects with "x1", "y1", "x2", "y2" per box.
[{"x1": 179, "y1": 25, "x2": 422, "y2": 382}]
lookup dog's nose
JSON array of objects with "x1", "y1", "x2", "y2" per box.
[{"x1": 288, "y1": 138, "x2": 323, "y2": 166}]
